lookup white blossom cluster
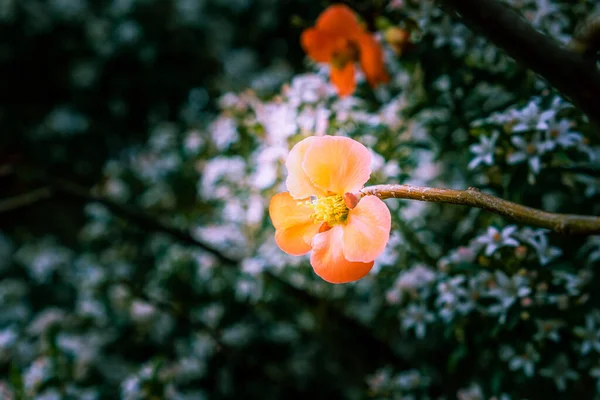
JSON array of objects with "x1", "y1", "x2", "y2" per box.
[{"x1": 470, "y1": 97, "x2": 597, "y2": 184}]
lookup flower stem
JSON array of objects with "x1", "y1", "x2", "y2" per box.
[{"x1": 361, "y1": 184, "x2": 600, "y2": 235}]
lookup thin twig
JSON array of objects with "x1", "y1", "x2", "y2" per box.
[
  {"x1": 49, "y1": 177, "x2": 239, "y2": 264},
  {"x1": 0, "y1": 187, "x2": 54, "y2": 214},
  {"x1": 122, "y1": 279, "x2": 227, "y2": 351},
  {"x1": 361, "y1": 184, "x2": 600, "y2": 235},
  {"x1": 435, "y1": 0, "x2": 600, "y2": 128}
]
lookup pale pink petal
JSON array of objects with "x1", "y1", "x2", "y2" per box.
[
  {"x1": 286, "y1": 137, "x2": 328, "y2": 199},
  {"x1": 310, "y1": 225, "x2": 374, "y2": 283},
  {"x1": 342, "y1": 195, "x2": 391, "y2": 262},
  {"x1": 302, "y1": 136, "x2": 371, "y2": 195}
]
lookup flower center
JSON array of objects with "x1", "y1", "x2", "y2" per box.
[
  {"x1": 331, "y1": 42, "x2": 359, "y2": 70},
  {"x1": 306, "y1": 194, "x2": 349, "y2": 226}
]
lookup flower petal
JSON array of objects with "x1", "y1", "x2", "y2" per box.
[
  {"x1": 315, "y1": 4, "x2": 362, "y2": 37},
  {"x1": 310, "y1": 225, "x2": 374, "y2": 283},
  {"x1": 342, "y1": 196, "x2": 391, "y2": 262},
  {"x1": 269, "y1": 192, "x2": 313, "y2": 230},
  {"x1": 302, "y1": 136, "x2": 371, "y2": 194},
  {"x1": 330, "y1": 62, "x2": 356, "y2": 97},
  {"x1": 356, "y1": 33, "x2": 390, "y2": 88},
  {"x1": 269, "y1": 192, "x2": 321, "y2": 255},
  {"x1": 275, "y1": 223, "x2": 321, "y2": 256},
  {"x1": 286, "y1": 137, "x2": 328, "y2": 199},
  {"x1": 301, "y1": 28, "x2": 347, "y2": 63}
]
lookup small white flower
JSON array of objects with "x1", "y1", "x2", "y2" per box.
[
  {"x1": 285, "y1": 73, "x2": 334, "y2": 106},
  {"x1": 254, "y1": 102, "x2": 298, "y2": 145},
  {"x1": 574, "y1": 174, "x2": 600, "y2": 198},
  {"x1": 199, "y1": 156, "x2": 246, "y2": 200},
  {"x1": 580, "y1": 236, "x2": 600, "y2": 264},
  {"x1": 552, "y1": 270, "x2": 592, "y2": 297},
  {"x1": 487, "y1": 271, "x2": 531, "y2": 322},
  {"x1": 209, "y1": 116, "x2": 238, "y2": 151},
  {"x1": 379, "y1": 95, "x2": 406, "y2": 130},
  {"x1": 501, "y1": 344, "x2": 540, "y2": 377},
  {"x1": 184, "y1": 130, "x2": 205, "y2": 154},
  {"x1": 400, "y1": 303, "x2": 435, "y2": 338},
  {"x1": 436, "y1": 274, "x2": 479, "y2": 321},
  {"x1": 533, "y1": 319, "x2": 565, "y2": 342},
  {"x1": 574, "y1": 312, "x2": 600, "y2": 355},
  {"x1": 510, "y1": 101, "x2": 555, "y2": 133},
  {"x1": 544, "y1": 119, "x2": 583, "y2": 150},
  {"x1": 531, "y1": 236, "x2": 562, "y2": 266},
  {"x1": 540, "y1": 354, "x2": 578, "y2": 391},
  {"x1": 526, "y1": 0, "x2": 560, "y2": 26},
  {"x1": 468, "y1": 131, "x2": 499, "y2": 169},
  {"x1": 507, "y1": 133, "x2": 549, "y2": 175},
  {"x1": 456, "y1": 383, "x2": 484, "y2": 400},
  {"x1": 518, "y1": 228, "x2": 562, "y2": 265},
  {"x1": 297, "y1": 106, "x2": 330, "y2": 136},
  {"x1": 394, "y1": 265, "x2": 437, "y2": 293},
  {"x1": 477, "y1": 226, "x2": 519, "y2": 256},
  {"x1": 251, "y1": 145, "x2": 287, "y2": 189}
]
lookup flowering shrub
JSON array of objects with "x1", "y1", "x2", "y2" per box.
[{"x1": 1, "y1": 0, "x2": 599, "y2": 399}]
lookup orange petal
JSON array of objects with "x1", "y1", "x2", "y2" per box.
[
  {"x1": 356, "y1": 33, "x2": 390, "y2": 87},
  {"x1": 315, "y1": 4, "x2": 362, "y2": 38},
  {"x1": 275, "y1": 223, "x2": 321, "y2": 256},
  {"x1": 301, "y1": 28, "x2": 347, "y2": 63},
  {"x1": 302, "y1": 136, "x2": 371, "y2": 195},
  {"x1": 330, "y1": 62, "x2": 356, "y2": 97},
  {"x1": 286, "y1": 137, "x2": 328, "y2": 199},
  {"x1": 269, "y1": 192, "x2": 321, "y2": 256},
  {"x1": 342, "y1": 196, "x2": 391, "y2": 263},
  {"x1": 310, "y1": 225, "x2": 374, "y2": 283},
  {"x1": 269, "y1": 192, "x2": 314, "y2": 230}
]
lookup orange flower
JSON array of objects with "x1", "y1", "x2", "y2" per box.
[
  {"x1": 269, "y1": 136, "x2": 391, "y2": 283},
  {"x1": 301, "y1": 4, "x2": 390, "y2": 97}
]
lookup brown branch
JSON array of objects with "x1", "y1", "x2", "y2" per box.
[
  {"x1": 48, "y1": 177, "x2": 240, "y2": 264},
  {"x1": 361, "y1": 184, "x2": 600, "y2": 235},
  {"x1": 435, "y1": 0, "x2": 600, "y2": 127},
  {"x1": 0, "y1": 187, "x2": 54, "y2": 214}
]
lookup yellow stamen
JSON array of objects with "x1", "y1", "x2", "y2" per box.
[
  {"x1": 330, "y1": 42, "x2": 359, "y2": 69},
  {"x1": 303, "y1": 194, "x2": 349, "y2": 226}
]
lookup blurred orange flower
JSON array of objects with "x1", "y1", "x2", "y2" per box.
[
  {"x1": 269, "y1": 136, "x2": 391, "y2": 283},
  {"x1": 384, "y1": 26, "x2": 411, "y2": 55},
  {"x1": 301, "y1": 4, "x2": 390, "y2": 96}
]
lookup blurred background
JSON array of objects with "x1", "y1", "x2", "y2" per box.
[{"x1": 1, "y1": 0, "x2": 600, "y2": 399}]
